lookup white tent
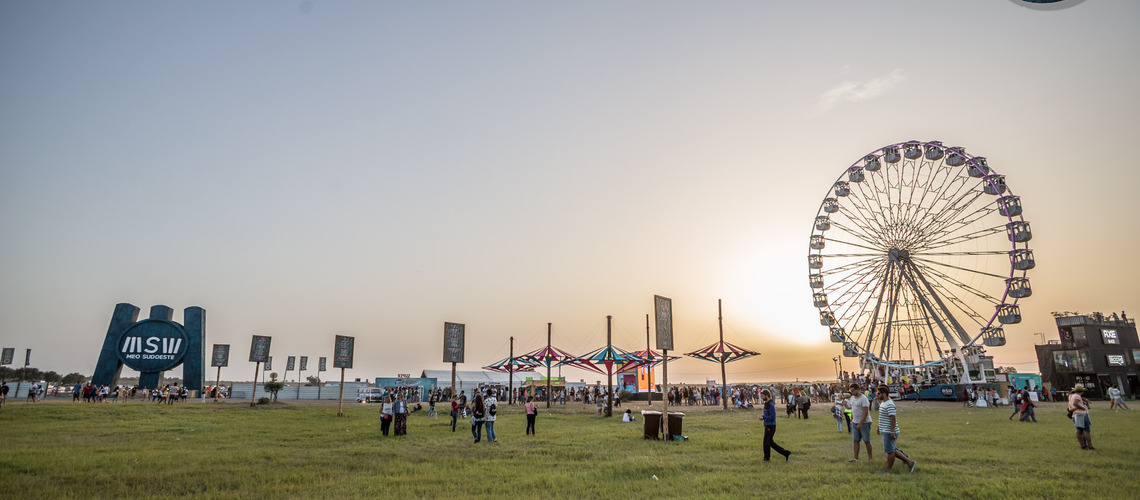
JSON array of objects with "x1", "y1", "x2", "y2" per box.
[{"x1": 421, "y1": 369, "x2": 539, "y2": 395}]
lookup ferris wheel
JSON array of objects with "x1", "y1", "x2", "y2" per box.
[{"x1": 807, "y1": 140, "x2": 1034, "y2": 383}]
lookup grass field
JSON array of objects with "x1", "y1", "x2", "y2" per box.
[{"x1": 0, "y1": 398, "x2": 1137, "y2": 499}]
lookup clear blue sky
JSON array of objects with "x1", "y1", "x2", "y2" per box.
[{"x1": 2, "y1": 1, "x2": 1138, "y2": 382}]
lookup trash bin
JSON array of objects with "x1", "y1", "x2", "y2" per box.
[
  {"x1": 666, "y1": 412, "x2": 685, "y2": 440},
  {"x1": 641, "y1": 410, "x2": 662, "y2": 440}
]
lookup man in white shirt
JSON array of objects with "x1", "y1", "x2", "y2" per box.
[{"x1": 846, "y1": 383, "x2": 873, "y2": 462}]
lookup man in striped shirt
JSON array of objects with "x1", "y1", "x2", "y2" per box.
[{"x1": 876, "y1": 385, "x2": 916, "y2": 474}]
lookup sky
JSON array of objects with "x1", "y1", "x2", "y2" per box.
[{"x1": 1, "y1": 1, "x2": 1138, "y2": 384}]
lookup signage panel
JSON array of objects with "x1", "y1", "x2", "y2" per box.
[
  {"x1": 300, "y1": 356, "x2": 308, "y2": 371},
  {"x1": 1, "y1": 348, "x2": 13, "y2": 365},
  {"x1": 654, "y1": 295, "x2": 674, "y2": 350},
  {"x1": 443, "y1": 322, "x2": 465, "y2": 363},
  {"x1": 249, "y1": 335, "x2": 272, "y2": 363},
  {"x1": 334, "y1": 335, "x2": 354, "y2": 369},
  {"x1": 286, "y1": 356, "x2": 296, "y2": 371},
  {"x1": 211, "y1": 344, "x2": 230, "y2": 367}
]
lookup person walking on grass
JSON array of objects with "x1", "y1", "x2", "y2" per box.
[
  {"x1": 470, "y1": 393, "x2": 485, "y2": 443},
  {"x1": 484, "y1": 393, "x2": 498, "y2": 443},
  {"x1": 450, "y1": 397, "x2": 460, "y2": 432},
  {"x1": 847, "y1": 383, "x2": 873, "y2": 463},
  {"x1": 1069, "y1": 384, "x2": 1093, "y2": 450},
  {"x1": 525, "y1": 395, "x2": 537, "y2": 436},
  {"x1": 1019, "y1": 393, "x2": 1037, "y2": 423},
  {"x1": 1009, "y1": 389, "x2": 1022, "y2": 420},
  {"x1": 876, "y1": 385, "x2": 916, "y2": 474},
  {"x1": 1108, "y1": 386, "x2": 1129, "y2": 411},
  {"x1": 760, "y1": 389, "x2": 791, "y2": 462}
]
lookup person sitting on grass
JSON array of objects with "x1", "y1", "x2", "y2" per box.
[{"x1": 622, "y1": 409, "x2": 637, "y2": 422}]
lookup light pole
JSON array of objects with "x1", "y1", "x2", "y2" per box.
[{"x1": 833, "y1": 357, "x2": 840, "y2": 381}]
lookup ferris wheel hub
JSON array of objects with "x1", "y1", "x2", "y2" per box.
[{"x1": 888, "y1": 248, "x2": 910, "y2": 263}]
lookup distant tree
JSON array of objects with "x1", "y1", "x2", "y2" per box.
[
  {"x1": 42, "y1": 371, "x2": 62, "y2": 384},
  {"x1": 305, "y1": 375, "x2": 322, "y2": 386},
  {"x1": 61, "y1": 373, "x2": 88, "y2": 385},
  {"x1": 264, "y1": 372, "x2": 285, "y2": 402},
  {"x1": 0, "y1": 367, "x2": 15, "y2": 380},
  {"x1": 20, "y1": 367, "x2": 43, "y2": 381}
]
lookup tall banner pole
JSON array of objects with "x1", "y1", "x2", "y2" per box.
[
  {"x1": 606, "y1": 315, "x2": 613, "y2": 418},
  {"x1": 646, "y1": 314, "x2": 652, "y2": 407},
  {"x1": 214, "y1": 365, "x2": 221, "y2": 402},
  {"x1": 250, "y1": 362, "x2": 260, "y2": 406},
  {"x1": 297, "y1": 364, "x2": 303, "y2": 400},
  {"x1": 451, "y1": 362, "x2": 456, "y2": 401},
  {"x1": 719, "y1": 299, "x2": 728, "y2": 410},
  {"x1": 662, "y1": 350, "x2": 669, "y2": 440},
  {"x1": 546, "y1": 323, "x2": 552, "y2": 409},
  {"x1": 508, "y1": 337, "x2": 514, "y2": 405}
]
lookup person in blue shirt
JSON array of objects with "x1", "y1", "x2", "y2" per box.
[{"x1": 760, "y1": 389, "x2": 791, "y2": 462}]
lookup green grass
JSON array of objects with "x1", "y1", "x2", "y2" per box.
[{"x1": 0, "y1": 399, "x2": 1137, "y2": 499}]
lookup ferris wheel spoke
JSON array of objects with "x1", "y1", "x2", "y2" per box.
[
  {"x1": 909, "y1": 170, "x2": 977, "y2": 235},
  {"x1": 911, "y1": 255, "x2": 1009, "y2": 280},
  {"x1": 831, "y1": 263, "x2": 887, "y2": 321},
  {"x1": 819, "y1": 256, "x2": 882, "y2": 277},
  {"x1": 916, "y1": 202, "x2": 1000, "y2": 249},
  {"x1": 824, "y1": 235, "x2": 887, "y2": 254},
  {"x1": 915, "y1": 187, "x2": 990, "y2": 244},
  {"x1": 910, "y1": 260, "x2": 1003, "y2": 304},
  {"x1": 835, "y1": 207, "x2": 888, "y2": 247},
  {"x1": 913, "y1": 250, "x2": 1009, "y2": 257},
  {"x1": 916, "y1": 225, "x2": 1006, "y2": 252}
]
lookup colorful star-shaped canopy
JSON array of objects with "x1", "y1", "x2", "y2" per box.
[
  {"x1": 569, "y1": 344, "x2": 646, "y2": 375},
  {"x1": 685, "y1": 341, "x2": 760, "y2": 364}
]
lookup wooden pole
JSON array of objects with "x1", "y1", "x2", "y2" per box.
[
  {"x1": 605, "y1": 316, "x2": 615, "y2": 417},
  {"x1": 662, "y1": 349, "x2": 669, "y2": 440},
  {"x1": 297, "y1": 363, "x2": 303, "y2": 400},
  {"x1": 250, "y1": 362, "x2": 260, "y2": 406},
  {"x1": 646, "y1": 314, "x2": 652, "y2": 407},
  {"x1": 450, "y1": 362, "x2": 456, "y2": 402},
  {"x1": 508, "y1": 337, "x2": 514, "y2": 405},
  {"x1": 214, "y1": 365, "x2": 221, "y2": 402},
  {"x1": 546, "y1": 323, "x2": 552, "y2": 409},
  {"x1": 719, "y1": 299, "x2": 728, "y2": 410},
  {"x1": 336, "y1": 367, "x2": 346, "y2": 417}
]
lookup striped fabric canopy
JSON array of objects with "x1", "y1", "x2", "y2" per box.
[
  {"x1": 520, "y1": 345, "x2": 579, "y2": 369},
  {"x1": 684, "y1": 340, "x2": 760, "y2": 364},
  {"x1": 482, "y1": 355, "x2": 540, "y2": 374},
  {"x1": 569, "y1": 344, "x2": 646, "y2": 375},
  {"x1": 616, "y1": 349, "x2": 680, "y2": 374}
]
